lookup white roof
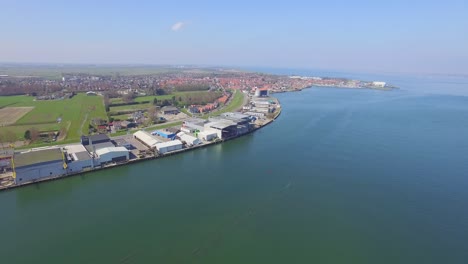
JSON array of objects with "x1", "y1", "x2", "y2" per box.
[
  {"x1": 134, "y1": 130, "x2": 159, "y2": 147},
  {"x1": 155, "y1": 140, "x2": 182, "y2": 148},
  {"x1": 206, "y1": 120, "x2": 236, "y2": 130},
  {"x1": 180, "y1": 134, "x2": 199, "y2": 143},
  {"x1": 199, "y1": 130, "x2": 218, "y2": 136},
  {"x1": 221, "y1": 112, "x2": 250, "y2": 119},
  {"x1": 65, "y1": 144, "x2": 87, "y2": 154},
  {"x1": 96, "y1": 146, "x2": 128, "y2": 156}
]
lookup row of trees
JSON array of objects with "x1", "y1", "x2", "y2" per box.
[
  {"x1": 0, "y1": 128, "x2": 40, "y2": 147},
  {"x1": 171, "y1": 84, "x2": 210, "y2": 92},
  {"x1": 0, "y1": 80, "x2": 63, "y2": 96},
  {"x1": 0, "y1": 127, "x2": 61, "y2": 148},
  {"x1": 151, "y1": 92, "x2": 222, "y2": 107},
  {"x1": 23, "y1": 128, "x2": 41, "y2": 141}
]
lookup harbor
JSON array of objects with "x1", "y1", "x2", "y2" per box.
[{"x1": 0, "y1": 94, "x2": 282, "y2": 191}]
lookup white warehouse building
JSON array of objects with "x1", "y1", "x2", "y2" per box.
[
  {"x1": 133, "y1": 130, "x2": 160, "y2": 148},
  {"x1": 95, "y1": 147, "x2": 129, "y2": 165},
  {"x1": 198, "y1": 130, "x2": 218, "y2": 141},
  {"x1": 64, "y1": 144, "x2": 93, "y2": 173},
  {"x1": 155, "y1": 140, "x2": 183, "y2": 154},
  {"x1": 179, "y1": 133, "x2": 201, "y2": 146}
]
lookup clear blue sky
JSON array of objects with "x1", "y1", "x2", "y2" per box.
[{"x1": 1, "y1": 0, "x2": 467, "y2": 74}]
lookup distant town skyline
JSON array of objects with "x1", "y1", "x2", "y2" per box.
[{"x1": 2, "y1": 0, "x2": 467, "y2": 75}]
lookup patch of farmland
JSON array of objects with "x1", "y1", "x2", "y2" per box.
[{"x1": 0, "y1": 107, "x2": 34, "y2": 126}]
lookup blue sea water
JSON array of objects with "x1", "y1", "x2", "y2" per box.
[{"x1": 0, "y1": 69, "x2": 468, "y2": 263}]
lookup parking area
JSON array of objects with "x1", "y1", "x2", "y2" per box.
[{"x1": 160, "y1": 112, "x2": 189, "y2": 122}]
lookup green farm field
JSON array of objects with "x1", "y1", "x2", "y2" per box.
[
  {"x1": 204, "y1": 90, "x2": 244, "y2": 117},
  {"x1": 0, "y1": 93, "x2": 107, "y2": 141},
  {"x1": 109, "y1": 91, "x2": 221, "y2": 114}
]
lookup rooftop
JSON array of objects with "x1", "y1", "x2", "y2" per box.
[
  {"x1": 134, "y1": 130, "x2": 160, "y2": 147},
  {"x1": 89, "y1": 134, "x2": 110, "y2": 143},
  {"x1": 221, "y1": 112, "x2": 251, "y2": 120},
  {"x1": 64, "y1": 144, "x2": 87, "y2": 154},
  {"x1": 96, "y1": 147, "x2": 129, "y2": 156},
  {"x1": 85, "y1": 142, "x2": 115, "y2": 153},
  {"x1": 0, "y1": 149, "x2": 14, "y2": 157},
  {"x1": 113, "y1": 138, "x2": 129, "y2": 145},
  {"x1": 161, "y1": 106, "x2": 179, "y2": 111},
  {"x1": 205, "y1": 120, "x2": 237, "y2": 130},
  {"x1": 15, "y1": 148, "x2": 63, "y2": 167},
  {"x1": 155, "y1": 140, "x2": 183, "y2": 148},
  {"x1": 184, "y1": 118, "x2": 207, "y2": 125},
  {"x1": 74, "y1": 151, "x2": 92, "y2": 161}
]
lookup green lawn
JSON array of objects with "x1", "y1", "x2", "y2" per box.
[
  {"x1": 0, "y1": 93, "x2": 107, "y2": 141},
  {"x1": 109, "y1": 103, "x2": 152, "y2": 113},
  {"x1": 204, "y1": 90, "x2": 245, "y2": 118},
  {"x1": 109, "y1": 91, "x2": 218, "y2": 115},
  {"x1": 110, "y1": 91, "x2": 215, "y2": 104},
  {"x1": 0, "y1": 66, "x2": 186, "y2": 80},
  {"x1": 111, "y1": 114, "x2": 131, "y2": 121},
  {"x1": 143, "y1": 121, "x2": 183, "y2": 132},
  {"x1": 0, "y1": 95, "x2": 34, "y2": 107},
  {"x1": 180, "y1": 108, "x2": 192, "y2": 117}
]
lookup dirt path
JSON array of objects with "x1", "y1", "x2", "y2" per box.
[
  {"x1": 78, "y1": 112, "x2": 89, "y2": 136},
  {"x1": 56, "y1": 121, "x2": 71, "y2": 141}
]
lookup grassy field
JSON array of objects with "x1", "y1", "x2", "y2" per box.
[
  {"x1": 110, "y1": 94, "x2": 173, "y2": 104},
  {"x1": 0, "y1": 93, "x2": 107, "y2": 141},
  {"x1": 110, "y1": 91, "x2": 212, "y2": 104},
  {"x1": 204, "y1": 90, "x2": 244, "y2": 117},
  {"x1": 109, "y1": 91, "x2": 220, "y2": 115},
  {"x1": 0, "y1": 65, "x2": 242, "y2": 80},
  {"x1": 0, "y1": 66, "x2": 186, "y2": 80},
  {"x1": 0, "y1": 107, "x2": 34, "y2": 125},
  {"x1": 111, "y1": 114, "x2": 131, "y2": 120},
  {"x1": 109, "y1": 103, "x2": 152, "y2": 113}
]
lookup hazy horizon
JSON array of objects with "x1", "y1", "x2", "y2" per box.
[{"x1": 2, "y1": 1, "x2": 467, "y2": 75}]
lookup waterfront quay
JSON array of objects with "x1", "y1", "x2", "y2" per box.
[{"x1": 0, "y1": 95, "x2": 281, "y2": 191}]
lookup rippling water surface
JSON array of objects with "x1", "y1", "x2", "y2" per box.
[{"x1": 1, "y1": 73, "x2": 468, "y2": 263}]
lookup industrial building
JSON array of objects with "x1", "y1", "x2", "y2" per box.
[
  {"x1": 197, "y1": 130, "x2": 218, "y2": 141},
  {"x1": 245, "y1": 111, "x2": 265, "y2": 117},
  {"x1": 180, "y1": 126, "x2": 196, "y2": 134},
  {"x1": 221, "y1": 112, "x2": 251, "y2": 121},
  {"x1": 204, "y1": 120, "x2": 238, "y2": 139},
  {"x1": 252, "y1": 100, "x2": 271, "y2": 108},
  {"x1": 178, "y1": 133, "x2": 201, "y2": 146},
  {"x1": 183, "y1": 118, "x2": 208, "y2": 131},
  {"x1": 0, "y1": 149, "x2": 13, "y2": 173},
  {"x1": 160, "y1": 106, "x2": 180, "y2": 115},
  {"x1": 133, "y1": 130, "x2": 160, "y2": 148},
  {"x1": 81, "y1": 134, "x2": 110, "y2": 145},
  {"x1": 155, "y1": 140, "x2": 183, "y2": 154},
  {"x1": 254, "y1": 88, "x2": 269, "y2": 97},
  {"x1": 252, "y1": 107, "x2": 270, "y2": 113},
  {"x1": 209, "y1": 115, "x2": 253, "y2": 136},
  {"x1": 81, "y1": 134, "x2": 115, "y2": 153},
  {"x1": 210, "y1": 116, "x2": 250, "y2": 127},
  {"x1": 152, "y1": 129, "x2": 177, "y2": 139},
  {"x1": 13, "y1": 148, "x2": 66, "y2": 184},
  {"x1": 64, "y1": 144, "x2": 93, "y2": 173},
  {"x1": 113, "y1": 138, "x2": 133, "y2": 149},
  {"x1": 95, "y1": 147, "x2": 129, "y2": 165}
]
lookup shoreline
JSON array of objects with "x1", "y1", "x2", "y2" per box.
[
  {"x1": 0, "y1": 101, "x2": 282, "y2": 192},
  {"x1": 270, "y1": 84, "x2": 397, "y2": 94}
]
